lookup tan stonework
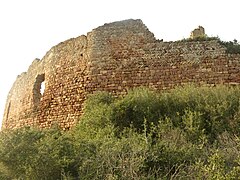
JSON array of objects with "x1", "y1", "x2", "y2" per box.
[
  {"x1": 2, "y1": 19, "x2": 240, "y2": 130},
  {"x1": 190, "y1": 26, "x2": 206, "y2": 39}
]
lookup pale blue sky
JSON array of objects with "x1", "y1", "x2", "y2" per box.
[{"x1": 0, "y1": 0, "x2": 239, "y2": 126}]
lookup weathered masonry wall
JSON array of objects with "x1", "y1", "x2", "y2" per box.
[
  {"x1": 3, "y1": 35, "x2": 89, "y2": 129},
  {"x1": 2, "y1": 19, "x2": 240, "y2": 130}
]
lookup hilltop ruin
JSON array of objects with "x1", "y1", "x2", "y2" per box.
[{"x1": 2, "y1": 19, "x2": 240, "y2": 130}]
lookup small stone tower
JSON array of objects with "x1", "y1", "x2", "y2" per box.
[{"x1": 190, "y1": 26, "x2": 205, "y2": 39}]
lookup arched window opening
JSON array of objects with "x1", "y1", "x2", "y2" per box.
[{"x1": 33, "y1": 74, "x2": 45, "y2": 106}]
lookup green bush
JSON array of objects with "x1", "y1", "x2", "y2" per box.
[
  {"x1": 219, "y1": 39, "x2": 240, "y2": 54},
  {"x1": 0, "y1": 85, "x2": 239, "y2": 179},
  {"x1": 0, "y1": 127, "x2": 45, "y2": 179},
  {"x1": 158, "y1": 85, "x2": 240, "y2": 142},
  {"x1": 111, "y1": 87, "x2": 161, "y2": 133},
  {"x1": 0, "y1": 126, "x2": 80, "y2": 179}
]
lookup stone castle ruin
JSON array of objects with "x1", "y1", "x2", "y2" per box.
[
  {"x1": 190, "y1": 26, "x2": 206, "y2": 39},
  {"x1": 2, "y1": 19, "x2": 240, "y2": 130}
]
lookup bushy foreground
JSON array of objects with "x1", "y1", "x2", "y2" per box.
[{"x1": 0, "y1": 85, "x2": 240, "y2": 179}]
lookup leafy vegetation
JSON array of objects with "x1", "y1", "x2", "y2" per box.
[
  {"x1": 179, "y1": 36, "x2": 240, "y2": 54},
  {"x1": 178, "y1": 36, "x2": 219, "y2": 42},
  {"x1": 0, "y1": 85, "x2": 240, "y2": 179},
  {"x1": 218, "y1": 39, "x2": 240, "y2": 54}
]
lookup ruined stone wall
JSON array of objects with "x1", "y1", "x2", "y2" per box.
[
  {"x1": 2, "y1": 19, "x2": 240, "y2": 130},
  {"x1": 3, "y1": 35, "x2": 89, "y2": 129}
]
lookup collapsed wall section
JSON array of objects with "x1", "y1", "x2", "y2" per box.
[{"x1": 2, "y1": 19, "x2": 240, "y2": 130}]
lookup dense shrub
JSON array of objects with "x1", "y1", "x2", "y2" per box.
[
  {"x1": 0, "y1": 85, "x2": 239, "y2": 179},
  {"x1": 0, "y1": 126, "x2": 81, "y2": 179},
  {"x1": 111, "y1": 87, "x2": 161, "y2": 133},
  {"x1": 219, "y1": 39, "x2": 240, "y2": 54},
  {"x1": 159, "y1": 85, "x2": 240, "y2": 142}
]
